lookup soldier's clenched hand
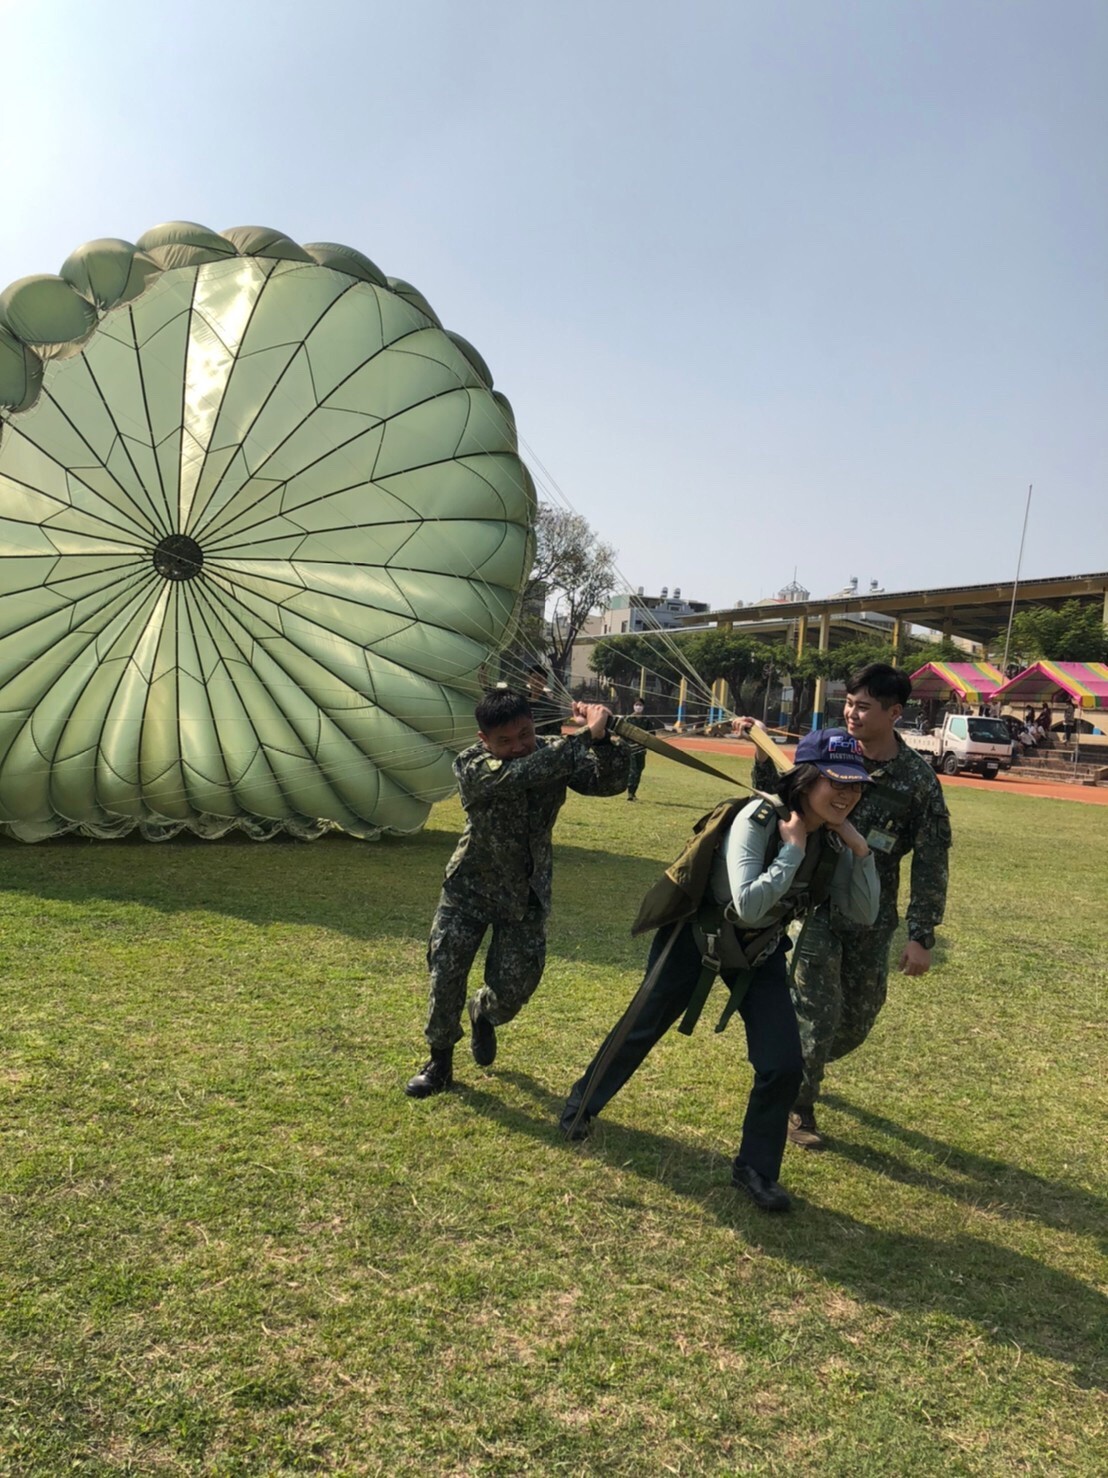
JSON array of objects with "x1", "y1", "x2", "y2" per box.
[
  {"x1": 777, "y1": 811, "x2": 808, "y2": 850},
  {"x1": 898, "y1": 941, "x2": 932, "y2": 977},
  {"x1": 572, "y1": 701, "x2": 613, "y2": 739}
]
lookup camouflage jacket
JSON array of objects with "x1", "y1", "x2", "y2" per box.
[
  {"x1": 619, "y1": 711, "x2": 661, "y2": 753},
  {"x1": 753, "y1": 733, "x2": 951, "y2": 936},
  {"x1": 441, "y1": 733, "x2": 630, "y2": 920}
]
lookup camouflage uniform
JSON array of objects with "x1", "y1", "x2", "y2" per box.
[
  {"x1": 424, "y1": 732, "x2": 630, "y2": 1049},
  {"x1": 753, "y1": 736, "x2": 951, "y2": 1104},
  {"x1": 623, "y1": 711, "x2": 661, "y2": 797}
]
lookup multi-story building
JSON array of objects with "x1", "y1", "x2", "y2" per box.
[{"x1": 598, "y1": 586, "x2": 711, "y2": 636}]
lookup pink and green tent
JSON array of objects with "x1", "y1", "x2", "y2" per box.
[
  {"x1": 991, "y1": 661, "x2": 1108, "y2": 710},
  {"x1": 908, "y1": 661, "x2": 1004, "y2": 704}
]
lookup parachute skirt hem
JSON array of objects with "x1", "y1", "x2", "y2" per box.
[{"x1": 0, "y1": 812, "x2": 404, "y2": 843}]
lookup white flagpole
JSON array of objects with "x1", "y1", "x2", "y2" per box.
[{"x1": 1001, "y1": 484, "x2": 1033, "y2": 675}]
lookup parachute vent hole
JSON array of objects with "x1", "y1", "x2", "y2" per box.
[{"x1": 153, "y1": 534, "x2": 205, "y2": 582}]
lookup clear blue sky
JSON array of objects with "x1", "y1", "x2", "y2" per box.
[{"x1": 4, "y1": 0, "x2": 1105, "y2": 609}]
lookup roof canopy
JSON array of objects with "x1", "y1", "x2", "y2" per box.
[
  {"x1": 697, "y1": 572, "x2": 1108, "y2": 646},
  {"x1": 908, "y1": 661, "x2": 1003, "y2": 703},
  {"x1": 992, "y1": 661, "x2": 1108, "y2": 709}
]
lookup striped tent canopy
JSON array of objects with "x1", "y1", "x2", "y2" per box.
[
  {"x1": 992, "y1": 660, "x2": 1108, "y2": 710},
  {"x1": 908, "y1": 661, "x2": 1004, "y2": 703}
]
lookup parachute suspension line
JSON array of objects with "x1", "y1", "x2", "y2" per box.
[
  {"x1": 512, "y1": 427, "x2": 723, "y2": 708},
  {"x1": 515, "y1": 432, "x2": 720, "y2": 714}
]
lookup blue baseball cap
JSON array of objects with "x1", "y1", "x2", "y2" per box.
[{"x1": 794, "y1": 728, "x2": 872, "y2": 784}]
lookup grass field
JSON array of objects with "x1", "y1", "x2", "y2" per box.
[{"x1": 1, "y1": 757, "x2": 1105, "y2": 1475}]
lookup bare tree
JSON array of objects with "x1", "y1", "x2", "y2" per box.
[{"x1": 523, "y1": 505, "x2": 617, "y2": 686}]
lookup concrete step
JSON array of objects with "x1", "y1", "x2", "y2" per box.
[{"x1": 1010, "y1": 759, "x2": 1106, "y2": 786}]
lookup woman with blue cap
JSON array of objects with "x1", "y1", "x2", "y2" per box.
[{"x1": 559, "y1": 729, "x2": 880, "y2": 1213}]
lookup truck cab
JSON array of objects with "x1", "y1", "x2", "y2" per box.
[{"x1": 902, "y1": 714, "x2": 1014, "y2": 778}]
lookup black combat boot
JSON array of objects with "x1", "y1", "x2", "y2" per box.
[
  {"x1": 466, "y1": 997, "x2": 497, "y2": 1067},
  {"x1": 558, "y1": 1102, "x2": 592, "y2": 1141},
  {"x1": 731, "y1": 1163, "x2": 792, "y2": 1213},
  {"x1": 405, "y1": 1047, "x2": 454, "y2": 1098}
]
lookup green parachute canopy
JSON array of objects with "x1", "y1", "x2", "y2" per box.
[{"x1": 0, "y1": 223, "x2": 535, "y2": 841}]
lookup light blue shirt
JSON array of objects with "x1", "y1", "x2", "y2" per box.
[{"x1": 710, "y1": 798, "x2": 880, "y2": 929}]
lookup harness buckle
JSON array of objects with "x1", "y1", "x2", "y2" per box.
[{"x1": 701, "y1": 931, "x2": 720, "y2": 970}]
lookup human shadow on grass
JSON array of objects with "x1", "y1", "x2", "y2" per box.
[
  {"x1": 0, "y1": 831, "x2": 660, "y2": 958},
  {"x1": 820, "y1": 1093, "x2": 1107, "y2": 1252},
  {"x1": 454, "y1": 1069, "x2": 1108, "y2": 1390}
]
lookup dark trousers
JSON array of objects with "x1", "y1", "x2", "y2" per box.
[{"x1": 562, "y1": 923, "x2": 804, "y2": 1181}]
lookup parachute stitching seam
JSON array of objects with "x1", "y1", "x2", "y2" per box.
[
  {"x1": 192, "y1": 273, "x2": 365, "y2": 543},
  {"x1": 127, "y1": 301, "x2": 177, "y2": 537}
]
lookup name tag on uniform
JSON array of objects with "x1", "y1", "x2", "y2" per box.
[{"x1": 867, "y1": 826, "x2": 897, "y2": 853}]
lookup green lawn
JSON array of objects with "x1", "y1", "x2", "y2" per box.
[{"x1": 1, "y1": 760, "x2": 1105, "y2": 1475}]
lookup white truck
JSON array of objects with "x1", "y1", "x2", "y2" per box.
[{"x1": 901, "y1": 714, "x2": 1014, "y2": 779}]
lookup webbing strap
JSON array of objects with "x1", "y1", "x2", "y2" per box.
[
  {"x1": 677, "y1": 958, "x2": 720, "y2": 1036},
  {"x1": 713, "y1": 971, "x2": 753, "y2": 1033},
  {"x1": 608, "y1": 717, "x2": 785, "y2": 810}
]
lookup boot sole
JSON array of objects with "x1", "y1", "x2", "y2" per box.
[
  {"x1": 787, "y1": 1133, "x2": 825, "y2": 1151},
  {"x1": 467, "y1": 1002, "x2": 497, "y2": 1067}
]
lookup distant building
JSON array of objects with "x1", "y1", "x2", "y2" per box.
[
  {"x1": 599, "y1": 585, "x2": 711, "y2": 636},
  {"x1": 760, "y1": 578, "x2": 810, "y2": 604},
  {"x1": 564, "y1": 585, "x2": 711, "y2": 693}
]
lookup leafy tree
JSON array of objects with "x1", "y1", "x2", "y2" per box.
[
  {"x1": 589, "y1": 633, "x2": 684, "y2": 710},
  {"x1": 914, "y1": 636, "x2": 966, "y2": 665},
  {"x1": 997, "y1": 601, "x2": 1108, "y2": 664},
  {"x1": 519, "y1": 505, "x2": 617, "y2": 685},
  {"x1": 762, "y1": 638, "x2": 917, "y2": 730},
  {"x1": 680, "y1": 630, "x2": 768, "y2": 705}
]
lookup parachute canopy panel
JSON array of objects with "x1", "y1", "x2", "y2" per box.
[{"x1": 0, "y1": 223, "x2": 535, "y2": 842}]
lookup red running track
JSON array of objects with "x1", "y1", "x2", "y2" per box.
[{"x1": 669, "y1": 737, "x2": 1108, "y2": 807}]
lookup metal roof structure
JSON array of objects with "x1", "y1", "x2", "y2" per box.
[{"x1": 696, "y1": 571, "x2": 1108, "y2": 647}]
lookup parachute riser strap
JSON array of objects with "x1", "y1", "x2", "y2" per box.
[
  {"x1": 745, "y1": 722, "x2": 794, "y2": 775},
  {"x1": 677, "y1": 918, "x2": 725, "y2": 1037},
  {"x1": 607, "y1": 716, "x2": 786, "y2": 813}
]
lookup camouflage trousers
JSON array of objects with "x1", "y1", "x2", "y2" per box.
[
  {"x1": 627, "y1": 750, "x2": 647, "y2": 797},
  {"x1": 789, "y1": 909, "x2": 895, "y2": 1106},
  {"x1": 423, "y1": 895, "x2": 547, "y2": 1050}
]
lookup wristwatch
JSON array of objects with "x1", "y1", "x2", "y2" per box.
[{"x1": 908, "y1": 929, "x2": 936, "y2": 950}]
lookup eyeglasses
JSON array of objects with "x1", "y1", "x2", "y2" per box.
[{"x1": 828, "y1": 778, "x2": 864, "y2": 792}]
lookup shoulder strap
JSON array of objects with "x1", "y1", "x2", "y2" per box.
[{"x1": 629, "y1": 797, "x2": 747, "y2": 937}]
